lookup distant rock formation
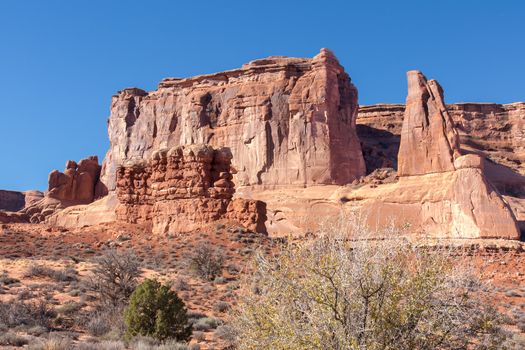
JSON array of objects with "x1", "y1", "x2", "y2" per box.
[
  {"x1": 0, "y1": 190, "x2": 27, "y2": 212},
  {"x1": 0, "y1": 190, "x2": 43, "y2": 212},
  {"x1": 48, "y1": 156, "x2": 101, "y2": 204},
  {"x1": 22, "y1": 156, "x2": 101, "y2": 223},
  {"x1": 115, "y1": 144, "x2": 266, "y2": 234},
  {"x1": 356, "y1": 96, "x2": 525, "y2": 236},
  {"x1": 99, "y1": 49, "x2": 366, "y2": 193},
  {"x1": 343, "y1": 71, "x2": 520, "y2": 239}
]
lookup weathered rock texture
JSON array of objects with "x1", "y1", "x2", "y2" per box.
[
  {"x1": 48, "y1": 156, "x2": 101, "y2": 204},
  {"x1": 21, "y1": 156, "x2": 101, "y2": 223},
  {"x1": 0, "y1": 190, "x2": 43, "y2": 212},
  {"x1": 347, "y1": 71, "x2": 520, "y2": 239},
  {"x1": 115, "y1": 144, "x2": 266, "y2": 234},
  {"x1": 99, "y1": 49, "x2": 365, "y2": 194},
  {"x1": 357, "y1": 103, "x2": 525, "y2": 179},
  {"x1": 398, "y1": 71, "x2": 461, "y2": 176},
  {"x1": 357, "y1": 91, "x2": 525, "y2": 237},
  {"x1": 0, "y1": 190, "x2": 26, "y2": 212}
]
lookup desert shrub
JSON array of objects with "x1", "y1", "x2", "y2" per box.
[
  {"x1": 213, "y1": 301, "x2": 229, "y2": 313},
  {"x1": 0, "y1": 331, "x2": 28, "y2": 346},
  {"x1": 234, "y1": 224, "x2": 508, "y2": 350},
  {"x1": 173, "y1": 277, "x2": 190, "y2": 292},
  {"x1": 215, "y1": 324, "x2": 236, "y2": 345},
  {"x1": 87, "y1": 249, "x2": 141, "y2": 307},
  {"x1": 27, "y1": 336, "x2": 72, "y2": 350},
  {"x1": 0, "y1": 299, "x2": 55, "y2": 328},
  {"x1": 124, "y1": 279, "x2": 192, "y2": 342},
  {"x1": 76, "y1": 341, "x2": 126, "y2": 350},
  {"x1": 85, "y1": 312, "x2": 112, "y2": 336},
  {"x1": 188, "y1": 243, "x2": 224, "y2": 281},
  {"x1": 82, "y1": 305, "x2": 126, "y2": 338},
  {"x1": 56, "y1": 301, "x2": 83, "y2": 315},
  {"x1": 0, "y1": 271, "x2": 20, "y2": 285},
  {"x1": 27, "y1": 325, "x2": 47, "y2": 336},
  {"x1": 128, "y1": 337, "x2": 193, "y2": 350},
  {"x1": 192, "y1": 317, "x2": 221, "y2": 331},
  {"x1": 25, "y1": 264, "x2": 78, "y2": 282}
]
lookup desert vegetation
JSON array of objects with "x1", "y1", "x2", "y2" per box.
[
  {"x1": 0, "y1": 221, "x2": 524, "y2": 349},
  {"x1": 234, "y1": 222, "x2": 524, "y2": 350}
]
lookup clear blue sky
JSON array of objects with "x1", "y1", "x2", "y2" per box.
[{"x1": 1, "y1": 1, "x2": 523, "y2": 191}]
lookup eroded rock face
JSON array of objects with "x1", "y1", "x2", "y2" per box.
[
  {"x1": 115, "y1": 144, "x2": 266, "y2": 234},
  {"x1": 357, "y1": 103, "x2": 525, "y2": 179},
  {"x1": 0, "y1": 190, "x2": 26, "y2": 212},
  {"x1": 398, "y1": 71, "x2": 461, "y2": 176},
  {"x1": 347, "y1": 72, "x2": 520, "y2": 239},
  {"x1": 48, "y1": 156, "x2": 101, "y2": 204},
  {"x1": 99, "y1": 49, "x2": 365, "y2": 193},
  {"x1": 21, "y1": 156, "x2": 101, "y2": 223}
]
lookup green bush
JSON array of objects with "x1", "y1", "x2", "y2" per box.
[{"x1": 124, "y1": 279, "x2": 191, "y2": 342}]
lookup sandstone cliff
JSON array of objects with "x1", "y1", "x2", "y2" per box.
[
  {"x1": 345, "y1": 71, "x2": 520, "y2": 239},
  {"x1": 98, "y1": 49, "x2": 366, "y2": 194},
  {"x1": 115, "y1": 144, "x2": 266, "y2": 234},
  {"x1": 357, "y1": 103, "x2": 525, "y2": 180}
]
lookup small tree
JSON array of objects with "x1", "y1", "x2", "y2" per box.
[
  {"x1": 234, "y1": 223, "x2": 507, "y2": 350},
  {"x1": 188, "y1": 242, "x2": 224, "y2": 281},
  {"x1": 124, "y1": 279, "x2": 192, "y2": 342},
  {"x1": 88, "y1": 249, "x2": 141, "y2": 307}
]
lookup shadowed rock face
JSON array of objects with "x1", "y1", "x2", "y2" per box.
[
  {"x1": 0, "y1": 190, "x2": 26, "y2": 212},
  {"x1": 398, "y1": 71, "x2": 461, "y2": 176},
  {"x1": 99, "y1": 49, "x2": 366, "y2": 194}
]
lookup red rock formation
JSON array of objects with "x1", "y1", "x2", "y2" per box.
[
  {"x1": 99, "y1": 49, "x2": 365, "y2": 193},
  {"x1": 357, "y1": 103, "x2": 525, "y2": 179},
  {"x1": 0, "y1": 190, "x2": 26, "y2": 212},
  {"x1": 115, "y1": 144, "x2": 266, "y2": 234},
  {"x1": 398, "y1": 71, "x2": 460, "y2": 176},
  {"x1": 357, "y1": 98, "x2": 525, "y2": 236},
  {"x1": 344, "y1": 71, "x2": 520, "y2": 239},
  {"x1": 21, "y1": 156, "x2": 101, "y2": 223},
  {"x1": 0, "y1": 190, "x2": 43, "y2": 212},
  {"x1": 48, "y1": 156, "x2": 101, "y2": 204}
]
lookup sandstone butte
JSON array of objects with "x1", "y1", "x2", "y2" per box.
[{"x1": 0, "y1": 49, "x2": 523, "y2": 240}]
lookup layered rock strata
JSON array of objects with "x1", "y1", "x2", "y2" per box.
[
  {"x1": 99, "y1": 49, "x2": 365, "y2": 194},
  {"x1": 357, "y1": 103, "x2": 525, "y2": 179},
  {"x1": 0, "y1": 190, "x2": 43, "y2": 212},
  {"x1": 0, "y1": 190, "x2": 26, "y2": 212},
  {"x1": 345, "y1": 71, "x2": 520, "y2": 239},
  {"x1": 115, "y1": 144, "x2": 266, "y2": 234}
]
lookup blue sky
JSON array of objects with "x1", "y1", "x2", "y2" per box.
[{"x1": 1, "y1": 0, "x2": 523, "y2": 191}]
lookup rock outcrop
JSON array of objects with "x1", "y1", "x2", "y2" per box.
[
  {"x1": 115, "y1": 144, "x2": 266, "y2": 234},
  {"x1": 357, "y1": 103, "x2": 525, "y2": 179},
  {"x1": 48, "y1": 156, "x2": 101, "y2": 204},
  {"x1": 0, "y1": 190, "x2": 26, "y2": 212},
  {"x1": 344, "y1": 71, "x2": 520, "y2": 239},
  {"x1": 0, "y1": 190, "x2": 43, "y2": 212},
  {"x1": 99, "y1": 49, "x2": 365, "y2": 194},
  {"x1": 22, "y1": 156, "x2": 101, "y2": 223},
  {"x1": 398, "y1": 71, "x2": 461, "y2": 176}
]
